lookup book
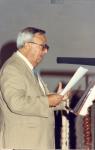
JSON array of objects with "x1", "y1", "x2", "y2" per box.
[
  {"x1": 59, "y1": 66, "x2": 95, "y2": 116},
  {"x1": 73, "y1": 81, "x2": 95, "y2": 116}
]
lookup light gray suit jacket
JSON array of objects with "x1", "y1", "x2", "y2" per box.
[{"x1": 0, "y1": 52, "x2": 65, "y2": 149}]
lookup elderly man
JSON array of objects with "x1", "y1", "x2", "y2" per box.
[{"x1": 0, "y1": 27, "x2": 69, "y2": 149}]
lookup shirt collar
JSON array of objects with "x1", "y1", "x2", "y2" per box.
[{"x1": 16, "y1": 51, "x2": 33, "y2": 71}]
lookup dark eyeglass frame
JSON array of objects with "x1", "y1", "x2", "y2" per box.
[{"x1": 29, "y1": 41, "x2": 49, "y2": 50}]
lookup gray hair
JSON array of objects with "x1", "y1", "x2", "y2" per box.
[{"x1": 16, "y1": 27, "x2": 46, "y2": 49}]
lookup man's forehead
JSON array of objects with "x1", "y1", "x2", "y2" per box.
[{"x1": 33, "y1": 33, "x2": 47, "y2": 42}]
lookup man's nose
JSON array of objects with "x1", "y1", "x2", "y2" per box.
[{"x1": 44, "y1": 48, "x2": 48, "y2": 54}]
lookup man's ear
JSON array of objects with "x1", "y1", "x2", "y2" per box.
[{"x1": 24, "y1": 42, "x2": 31, "y2": 49}]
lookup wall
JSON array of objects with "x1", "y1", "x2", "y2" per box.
[{"x1": 0, "y1": 0, "x2": 95, "y2": 89}]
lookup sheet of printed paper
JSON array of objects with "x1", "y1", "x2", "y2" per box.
[{"x1": 60, "y1": 66, "x2": 88, "y2": 96}]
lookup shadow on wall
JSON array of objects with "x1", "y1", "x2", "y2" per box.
[{"x1": 0, "y1": 41, "x2": 17, "y2": 68}]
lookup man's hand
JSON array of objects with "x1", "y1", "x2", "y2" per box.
[
  {"x1": 57, "y1": 82, "x2": 63, "y2": 94},
  {"x1": 57, "y1": 82, "x2": 72, "y2": 100},
  {"x1": 48, "y1": 93, "x2": 64, "y2": 107},
  {"x1": 47, "y1": 82, "x2": 72, "y2": 107},
  {"x1": 62, "y1": 91, "x2": 72, "y2": 101}
]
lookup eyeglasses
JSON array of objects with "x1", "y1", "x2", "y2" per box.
[{"x1": 29, "y1": 41, "x2": 49, "y2": 51}]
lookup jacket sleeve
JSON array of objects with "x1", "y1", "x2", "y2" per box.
[
  {"x1": 39, "y1": 76, "x2": 67, "y2": 111},
  {"x1": 0, "y1": 65, "x2": 49, "y2": 117}
]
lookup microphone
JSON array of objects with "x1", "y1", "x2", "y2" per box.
[{"x1": 57, "y1": 57, "x2": 95, "y2": 66}]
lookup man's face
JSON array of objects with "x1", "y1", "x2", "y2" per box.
[{"x1": 29, "y1": 33, "x2": 49, "y2": 67}]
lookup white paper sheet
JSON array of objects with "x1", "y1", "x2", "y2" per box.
[
  {"x1": 79, "y1": 85, "x2": 95, "y2": 116},
  {"x1": 60, "y1": 66, "x2": 88, "y2": 96}
]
